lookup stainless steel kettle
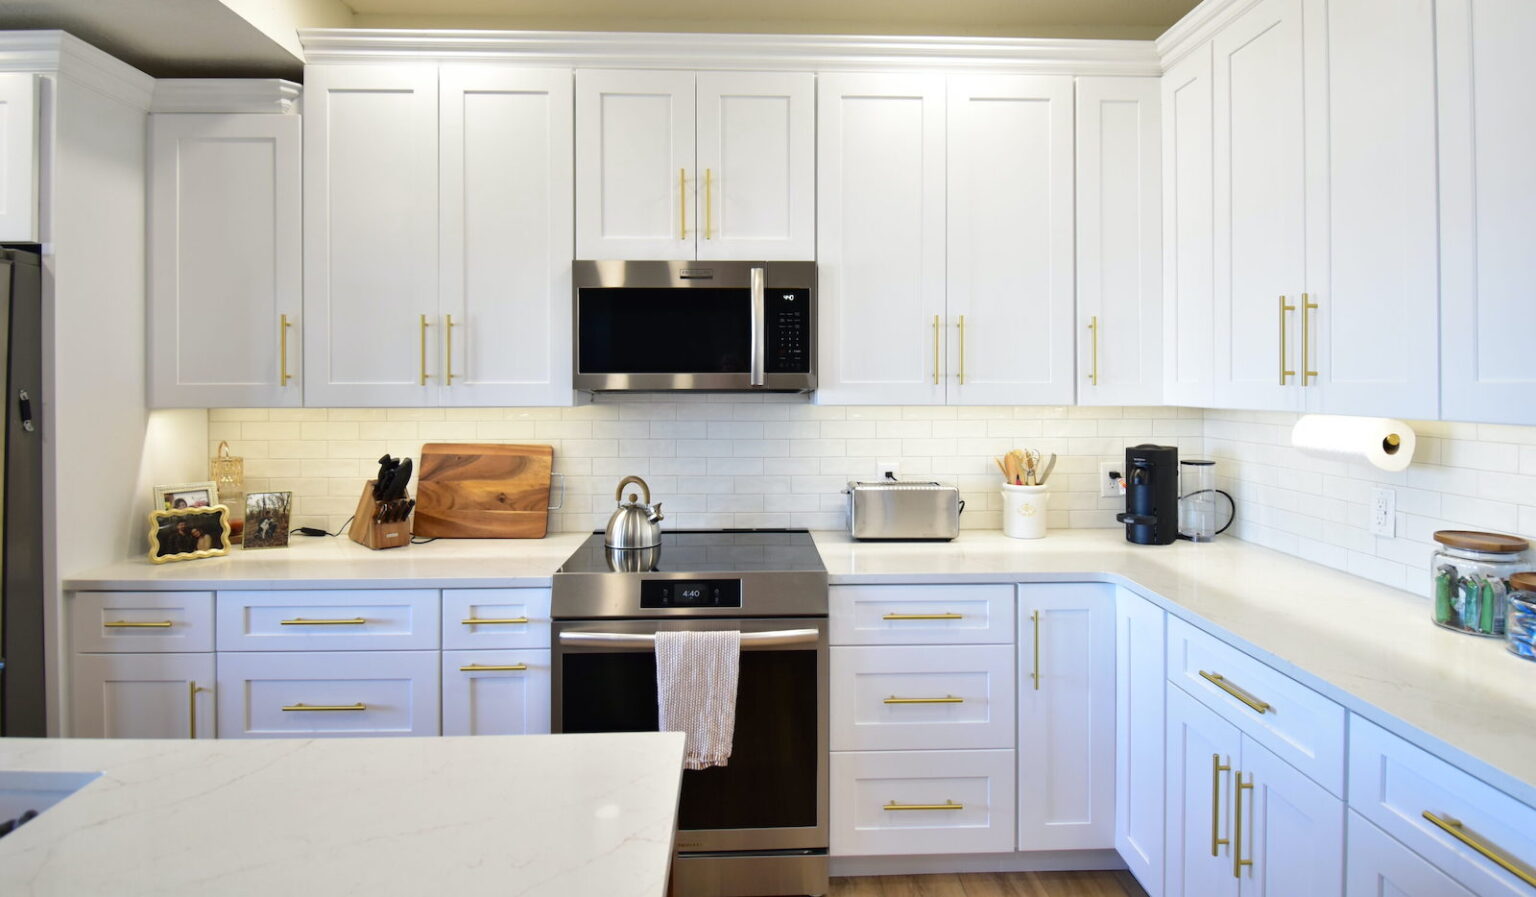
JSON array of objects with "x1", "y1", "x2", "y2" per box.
[{"x1": 604, "y1": 475, "x2": 665, "y2": 549}]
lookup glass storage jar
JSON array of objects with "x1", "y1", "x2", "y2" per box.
[
  {"x1": 1507, "y1": 573, "x2": 1536, "y2": 661},
  {"x1": 1431, "y1": 530, "x2": 1530, "y2": 637}
]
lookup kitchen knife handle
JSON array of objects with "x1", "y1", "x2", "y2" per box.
[
  {"x1": 445, "y1": 314, "x2": 457, "y2": 385},
  {"x1": 419, "y1": 314, "x2": 431, "y2": 386}
]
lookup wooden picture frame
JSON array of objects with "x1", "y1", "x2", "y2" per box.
[
  {"x1": 151, "y1": 480, "x2": 219, "y2": 512},
  {"x1": 148, "y1": 505, "x2": 232, "y2": 564}
]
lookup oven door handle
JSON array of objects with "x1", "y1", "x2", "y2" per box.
[{"x1": 559, "y1": 628, "x2": 819, "y2": 648}]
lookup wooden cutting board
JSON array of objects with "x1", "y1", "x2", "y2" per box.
[{"x1": 414, "y1": 443, "x2": 554, "y2": 539}]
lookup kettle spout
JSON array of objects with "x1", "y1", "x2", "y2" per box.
[{"x1": 647, "y1": 502, "x2": 665, "y2": 525}]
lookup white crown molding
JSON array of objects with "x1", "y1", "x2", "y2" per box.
[
  {"x1": 298, "y1": 28, "x2": 1162, "y2": 76},
  {"x1": 151, "y1": 79, "x2": 302, "y2": 114},
  {"x1": 0, "y1": 31, "x2": 154, "y2": 110},
  {"x1": 1155, "y1": 0, "x2": 1261, "y2": 69}
]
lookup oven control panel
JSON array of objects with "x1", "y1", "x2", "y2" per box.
[{"x1": 641, "y1": 579, "x2": 743, "y2": 608}]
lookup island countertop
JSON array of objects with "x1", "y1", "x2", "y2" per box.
[{"x1": 0, "y1": 732, "x2": 684, "y2": 896}]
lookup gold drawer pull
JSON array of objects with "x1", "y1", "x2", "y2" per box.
[
  {"x1": 1211, "y1": 753, "x2": 1231, "y2": 856},
  {"x1": 280, "y1": 617, "x2": 368, "y2": 626},
  {"x1": 884, "y1": 695, "x2": 964, "y2": 704},
  {"x1": 884, "y1": 800, "x2": 964, "y2": 812},
  {"x1": 1423, "y1": 812, "x2": 1536, "y2": 888},
  {"x1": 460, "y1": 617, "x2": 530, "y2": 625},
  {"x1": 1199, "y1": 670, "x2": 1272, "y2": 714},
  {"x1": 882, "y1": 612, "x2": 964, "y2": 621},
  {"x1": 459, "y1": 664, "x2": 529, "y2": 672},
  {"x1": 281, "y1": 703, "x2": 367, "y2": 712},
  {"x1": 104, "y1": 620, "x2": 173, "y2": 628}
]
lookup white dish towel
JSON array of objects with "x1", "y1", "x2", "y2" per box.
[{"x1": 655, "y1": 630, "x2": 741, "y2": 771}]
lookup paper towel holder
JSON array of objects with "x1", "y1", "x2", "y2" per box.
[{"x1": 1384, "y1": 433, "x2": 1402, "y2": 454}]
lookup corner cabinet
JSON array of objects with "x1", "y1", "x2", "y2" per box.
[
  {"x1": 1116, "y1": 589, "x2": 1166, "y2": 897},
  {"x1": 148, "y1": 112, "x2": 303, "y2": 407}
]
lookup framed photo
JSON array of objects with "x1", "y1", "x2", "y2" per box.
[
  {"x1": 152, "y1": 481, "x2": 219, "y2": 512},
  {"x1": 148, "y1": 505, "x2": 231, "y2": 564},
  {"x1": 243, "y1": 491, "x2": 293, "y2": 550}
]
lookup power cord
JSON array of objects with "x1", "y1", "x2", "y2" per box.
[{"x1": 292, "y1": 515, "x2": 355, "y2": 538}]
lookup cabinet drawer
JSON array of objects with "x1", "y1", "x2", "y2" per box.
[
  {"x1": 830, "y1": 584, "x2": 1015, "y2": 645},
  {"x1": 1347, "y1": 810, "x2": 1477, "y2": 897},
  {"x1": 215, "y1": 651, "x2": 439, "y2": 738},
  {"x1": 442, "y1": 650, "x2": 551, "y2": 736},
  {"x1": 1167, "y1": 616, "x2": 1345, "y2": 795},
  {"x1": 442, "y1": 589, "x2": 550, "y2": 650},
  {"x1": 830, "y1": 749, "x2": 1016, "y2": 856},
  {"x1": 216, "y1": 590, "x2": 440, "y2": 651},
  {"x1": 70, "y1": 592, "x2": 214, "y2": 653},
  {"x1": 831, "y1": 645, "x2": 1014, "y2": 751},
  {"x1": 1349, "y1": 715, "x2": 1536, "y2": 897}
]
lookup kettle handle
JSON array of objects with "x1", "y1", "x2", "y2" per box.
[{"x1": 614, "y1": 475, "x2": 651, "y2": 505}]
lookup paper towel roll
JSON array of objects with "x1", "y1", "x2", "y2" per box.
[{"x1": 1290, "y1": 415, "x2": 1416, "y2": 472}]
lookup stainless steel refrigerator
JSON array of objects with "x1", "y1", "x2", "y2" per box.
[{"x1": 0, "y1": 247, "x2": 44, "y2": 736}]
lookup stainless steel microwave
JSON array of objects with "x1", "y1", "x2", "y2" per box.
[{"x1": 573, "y1": 260, "x2": 816, "y2": 392}]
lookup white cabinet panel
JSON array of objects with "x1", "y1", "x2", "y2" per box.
[
  {"x1": 442, "y1": 588, "x2": 551, "y2": 651},
  {"x1": 149, "y1": 113, "x2": 302, "y2": 407},
  {"x1": 829, "y1": 583, "x2": 1014, "y2": 646},
  {"x1": 947, "y1": 75, "x2": 1075, "y2": 406},
  {"x1": 1346, "y1": 811, "x2": 1477, "y2": 897},
  {"x1": 1017, "y1": 584, "x2": 1115, "y2": 850},
  {"x1": 1166, "y1": 685, "x2": 1242, "y2": 897},
  {"x1": 442, "y1": 649, "x2": 551, "y2": 736},
  {"x1": 215, "y1": 589, "x2": 440, "y2": 652},
  {"x1": 303, "y1": 65, "x2": 438, "y2": 407},
  {"x1": 831, "y1": 644, "x2": 1014, "y2": 751},
  {"x1": 695, "y1": 71, "x2": 815, "y2": 261},
  {"x1": 1162, "y1": 47, "x2": 1215, "y2": 407},
  {"x1": 816, "y1": 73, "x2": 946, "y2": 406},
  {"x1": 70, "y1": 653, "x2": 214, "y2": 739},
  {"x1": 0, "y1": 73, "x2": 37, "y2": 242},
  {"x1": 1239, "y1": 736, "x2": 1344, "y2": 897},
  {"x1": 830, "y1": 749, "x2": 1016, "y2": 856},
  {"x1": 575, "y1": 70, "x2": 694, "y2": 260},
  {"x1": 216, "y1": 650, "x2": 439, "y2": 738},
  {"x1": 1438, "y1": 0, "x2": 1536, "y2": 424},
  {"x1": 71, "y1": 591, "x2": 214, "y2": 654},
  {"x1": 439, "y1": 66, "x2": 573, "y2": 406},
  {"x1": 1116, "y1": 588, "x2": 1166, "y2": 897},
  {"x1": 1077, "y1": 77, "x2": 1162, "y2": 407}
]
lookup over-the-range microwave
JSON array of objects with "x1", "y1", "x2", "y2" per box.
[{"x1": 573, "y1": 260, "x2": 816, "y2": 392}]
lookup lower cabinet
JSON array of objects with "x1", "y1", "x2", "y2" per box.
[
  {"x1": 1116, "y1": 588, "x2": 1166, "y2": 897},
  {"x1": 830, "y1": 749, "x2": 1017, "y2": 855},
  {"x1": 215, "y1": 651, "x2": 440, "y2": 739},
  {"x1": 441, "y1": 649, "x2": 551, "y2": 736},
  {"x1": 69, "y1": 652, "x2": 215, "y2": 739},
  {"x1": 1346, "y1": 810, "x2": 1476, "y2": 897}
]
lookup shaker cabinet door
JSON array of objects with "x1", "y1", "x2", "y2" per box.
[
  {"x1": 1162, "y1": 46, "x2": 1216, "y2": 408},
  {"x1": 0, "y1": 73, "x2": 38, "y2": 242},
  {"x1": 1115, "y1": 589, "x2": 1167, "y2": 897},
  {"x1": 441, "y1": 649, "x2": 551, "y2": 736},
  {"x1": 1237, "y1": 736, "x2": 1345, "y2": 897},
  {"x1": 1165, "y1": 686, "x2": 1243, "y2": 897},
  {"x1": 70, "y1": 652, "x2": 215, "y2": 739}
]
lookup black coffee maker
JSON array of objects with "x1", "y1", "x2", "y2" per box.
[{"x1": 1115, "y1": 444, "x2": 1180, "y2": 545}]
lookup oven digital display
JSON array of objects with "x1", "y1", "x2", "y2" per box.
[{"x1": 640, "y1": 579, "x2": 743, "y2": 608}]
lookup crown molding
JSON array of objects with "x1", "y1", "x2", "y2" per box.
[
  {"x1": 151, "y1": 79, "x2": 301, "y2": 114},
  {"x1": 299, "y1": 28, "x2": 1162, "y2": 76},
  {"x1": 1155, "y1": 0, "x2": 1260, "y2": 69},
  {"x1": 0, "y1": 31, "x2": 154, "y2": 109}
]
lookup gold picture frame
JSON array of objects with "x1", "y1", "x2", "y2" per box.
[
  {"x1": 151, "y1": 480, "x2": 219, "y2": 512},
  {"x1": 148, "y1": 505, "x2": 232, "y2": 564}
]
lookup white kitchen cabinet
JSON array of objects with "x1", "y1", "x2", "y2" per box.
[
  {"x1": 831, "y1": 644, "x2": 1015, "y2": 751},
  {"x1": 1116, "y1": 589, "x2": 1166, "y2": 897},
  {"x1": 1016, "y1": 584, "x2": 1115, "y2": 850},
  {"x1": 149, "y1": 113, "x2": 303, "y2": 407},
  {"x1": 1077, "y1": 77, "x2": 1162, "y2": 407},
  {"x1": 214, "y1": 589, "x2": 441, "y2": 652},
  {"x1": 438, "y1": 66, "x2": 573, "y2": 406},
  {"x1": 70, "y1": 653, "x2": 215, "y2": 739},
  {"x1": 830, "y1": 749, "x2": 1017, "y2": 856},
  {"x1": 1211, "y1": 0, "x2": 1309, "y2": 412},
  {"x1": 442, "y1": 588, "x2": 551, "y2": 651},
  {"x1": 1346, "y1": 811, "x2": 1477, "y2": 897},
  {"x1": 946, "y1": 75, "x2": 1075, "y2": 406},
  {"x1": 829, "y1": 583, "x2": 1015, "y2": 646},
  {"x1": 216, "y1": 650, "x2": 439, "y2": 739},
  {"x1": 816, "y1": 73, "x2": 947, "y2": 406},
  {"x1": 1438, "y1": 0, "x2": 1536, "y2": 424},
  {"x1": 1239, "y1": 733, "x2": 1344, "y2": 897},
  {"x1": 1162, "y1": 46, "x2": 1215, "y2": 408},
  {"x1": 0, "y1": 73, "x2": 38, "y2": 242},
  {"x1": 441, "y1": 649, "x2": 551, "y2": 736},
  {"x1": 1166, "y1": 684, "x2": 1241, "y2": 897},
  {"x1": 303, "y1": 64, "x2": 439, "y2": 407},
  {"x1": 70, "y1": 591, "x2": 215, "y2": 654}
]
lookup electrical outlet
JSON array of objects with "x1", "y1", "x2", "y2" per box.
[
  {"x1": 1099, "y1": 461, "x2": 1125, "y2": 498},
  {"x1": 879, "y1": 459, "x2": 901, "y2": 480},
  {"x1": 1371, "y1": 487, "x2": 1396, "y2": 537}
]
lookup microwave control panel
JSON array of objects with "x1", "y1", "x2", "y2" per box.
[{"x1": 767, "y1": 289, "x2": 812, "y2": 373}]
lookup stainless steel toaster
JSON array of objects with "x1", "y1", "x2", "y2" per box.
[{"x1": 844, "y1": 479, "x2": 963, "y2": 541}]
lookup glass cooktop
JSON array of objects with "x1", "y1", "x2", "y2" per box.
[{"x1": 557, "y1": 528, "x2": 826, "y2": 576}]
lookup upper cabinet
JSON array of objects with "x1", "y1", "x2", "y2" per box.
[
  {"x1": 0, "y1": 73, "x2": 38, "y2": 242},
  {"x1": 1161, "y1": 47, "x2": 1215, "y2": 408},
  {"x1": 149, "y1": 112, "x2": 302, "y2": 408},
  {"x1": 575, "y1": 69, "x2": 814, "y2": 261},
  {"x1": 1437, "y1": 0, "x2": 1536, "y2": 424}
]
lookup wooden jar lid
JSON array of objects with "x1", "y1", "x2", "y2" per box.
[
  {"x1": 1433, "y1": 530, "x2": 1530, "y2": 553},
  {"x1": 1511, "y1": 572, "x2": 1536, "y2": 594}
]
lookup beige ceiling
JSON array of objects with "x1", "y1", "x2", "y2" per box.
[{"x1": 347, "y1": 0, "x2": 1202, "y2": 39}]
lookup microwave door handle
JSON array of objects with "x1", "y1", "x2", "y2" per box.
[
  {"x1": 559, "y1": 628, "x2": 819, "y2": 648},
  {"x1": 750, "y1": 265, "x2": 766, "y2": 388}
]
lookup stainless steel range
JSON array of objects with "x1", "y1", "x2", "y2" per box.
[{"x1": 552, "y1": 529, "x2": 829, "y2": 897}]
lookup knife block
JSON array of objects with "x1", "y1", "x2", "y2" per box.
[{"x1": 348, "y1": 480, "x2": 412, "y2": 551}]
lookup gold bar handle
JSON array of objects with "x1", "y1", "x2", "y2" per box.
[
  {"x1": 1278, "y1": 296, "x2": 1296, "y2": 385},
  {"x1": 280, "y1": 617, "x2": 368, "y2": 626},
  {"x1": 444, "y1": 314, "x2": 457, "y2": 385},
  {"x1": 1199, "y1": 670, "x2": 1272, "y2": 714},
  {"x1": 104, "y1": 620, "x2": 173, "y2": 628},
  {"x1": 460, "y1": 617, "x2": 531, "y2": 625},
  {"x1": 933, "y1": 315, "x2": 941, "y2": 386},
  {"x1": 1030, "y1": 609, "x2": 1041, "y2": 690},
  {"x1": 704, "y1": 168, "x2": 713, "y2": 240},
  {"x1": 282, "y1": 703, "x2": 367, "y2": 712},
  {"x1": 883, "y1": 695, "x2": 964, "y2": 705},
  {"x1": 679, "y1": 168, "x2": 687, "y2": 240},
  {"x1": 280, "y1": 314, "x2": 293, "y2": 386},
  {"x1": 459, "y1": 664, "x2": 529, "y2": 672},
  {"x1": 1234, "y1": 772, "x2": 1253, "y2": 878},
  {"x1": 188, "y1": 682, "x2": 200, "y2": 739},
  {"x1": 882, "y1": 613, "x2": 964, "y2": 621},
  {"x1": 1423, "y1": 811, "x2": 1536, "y2": 888},
  {"x1": 1302, "y1": 293, "x2": 1319, "y2": 385},
  {"x1": 956, "y1": 314, "x2": 966, "y2": 385},
  {"x1": 883, "y1": 800, "x2": 964, "y2": 812},
  {"x1": 1087, "y1": 315, "x2": 1099, "y2": 385},
  {"x1": 419, "y1": 313, "x2": 431, "y2": 386},
  {"x1": 1211, "y1": 753, "x2": 1231, "y2": 856}
]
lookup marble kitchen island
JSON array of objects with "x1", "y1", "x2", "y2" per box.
[{"x1": 0, "y1": 731, "x2": 683, "y2": 896}]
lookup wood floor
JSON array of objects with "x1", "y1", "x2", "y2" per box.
[{"x1": 828, "y1": 871, "x2": 1149, "y2": 897}]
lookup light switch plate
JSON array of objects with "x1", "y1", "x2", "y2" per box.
[{"x1": 1371, "y1": 487, "x2": 1396, "y2": 537}]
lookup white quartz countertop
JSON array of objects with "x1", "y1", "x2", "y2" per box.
[{"x1": 0, "y1": 732, "x2": 684, "y2": 896}]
